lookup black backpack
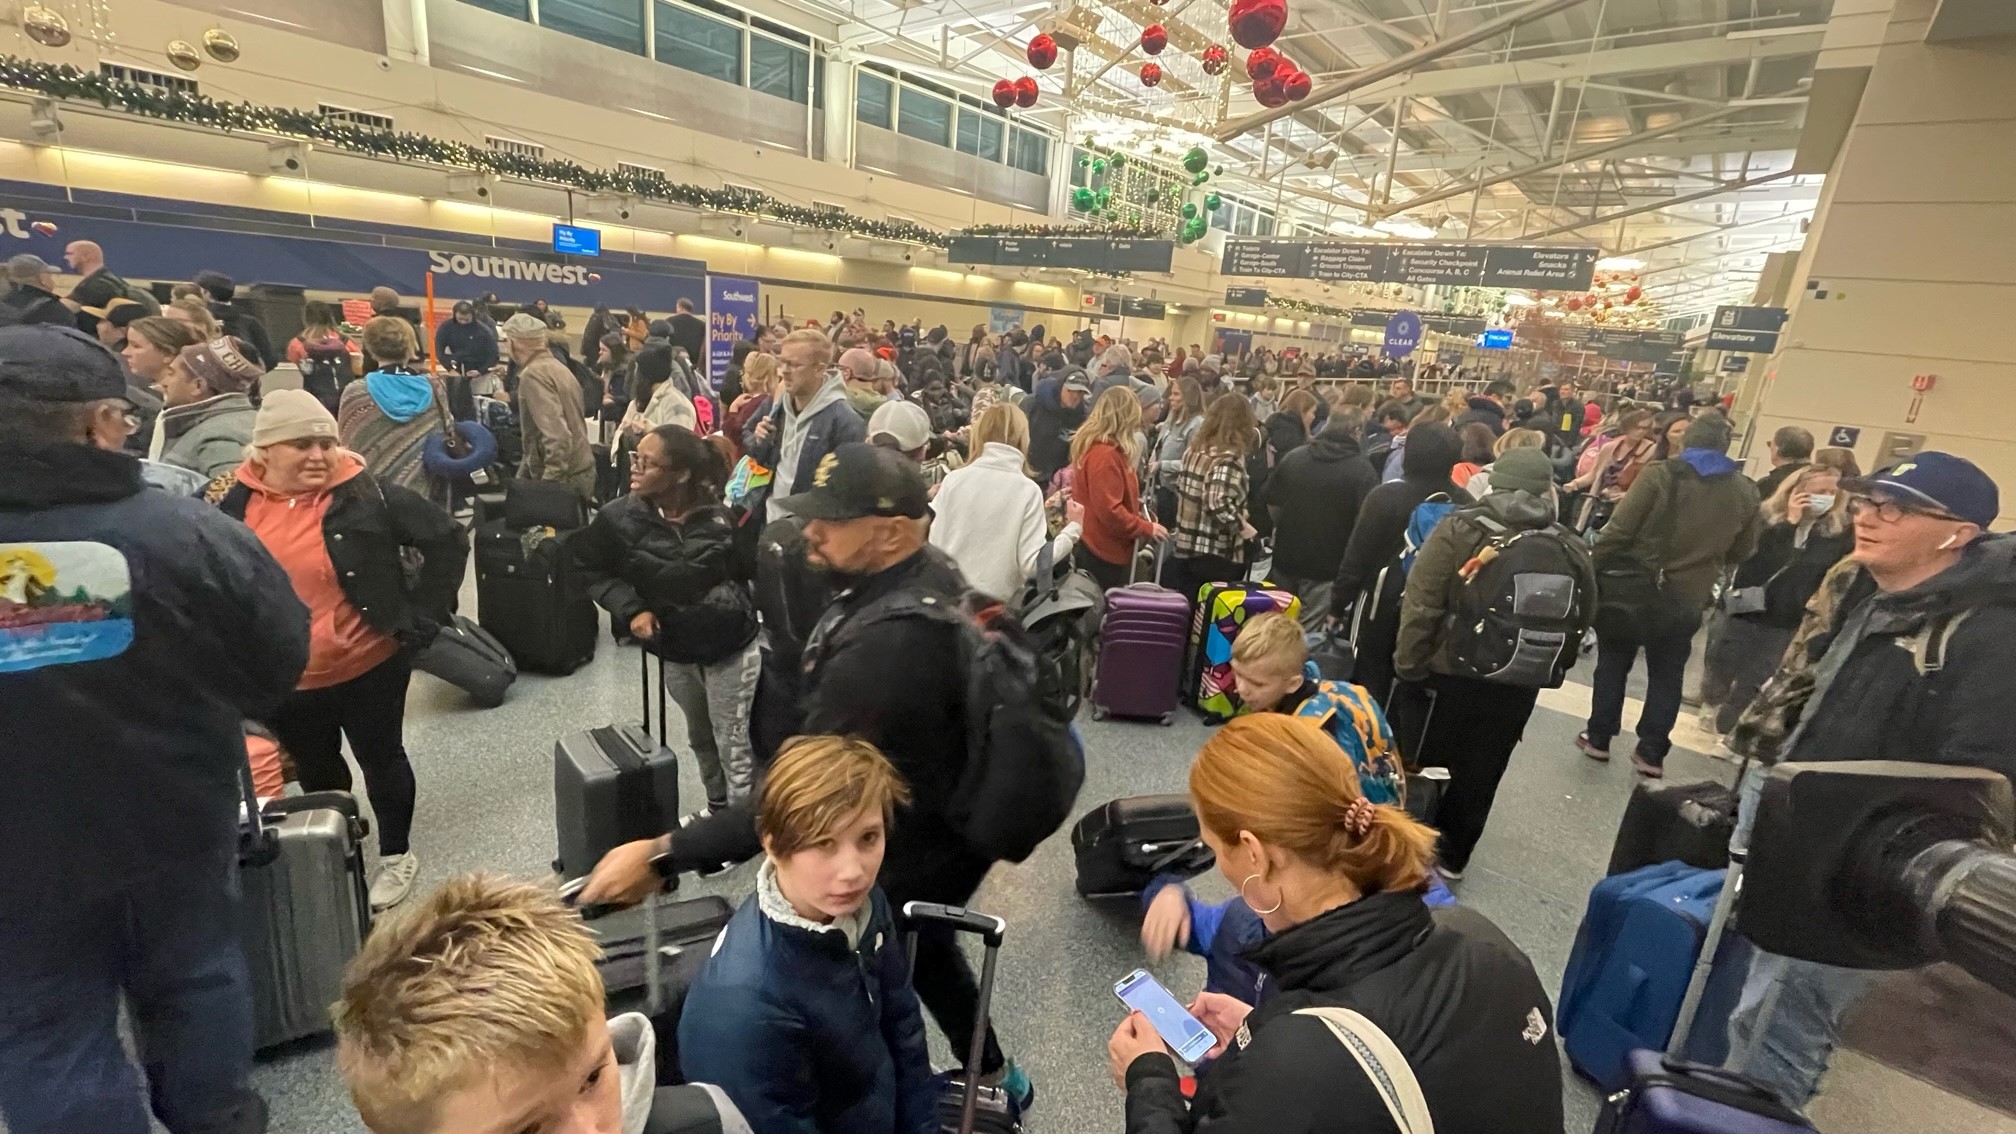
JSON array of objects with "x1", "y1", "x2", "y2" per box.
[
  {"x1": 1438, "y1": 511, "x2": 1592, "y2": 688},
  {"x1": 299, "y1": 344, "x2": 351, "y2": 415},
  {"x1": 829, "y1": 589, "x2": 1084, "y2": 864}
]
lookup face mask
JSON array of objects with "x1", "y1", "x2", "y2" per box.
[{"x1": 1805, "y1": 493, "x2": 1836, "y2": 514}]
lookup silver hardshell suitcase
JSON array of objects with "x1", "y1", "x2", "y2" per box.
[{"x1": 238, "y1": 777, "x2": 372, "y2": 1050}]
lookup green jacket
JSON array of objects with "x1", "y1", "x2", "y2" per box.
[
  {"x1": 1593, "y1": 456, "x2": 1762, "y2": 612},
  {"x1": 1395, "y1": 489, "x2": 1598, "y2": 682}
]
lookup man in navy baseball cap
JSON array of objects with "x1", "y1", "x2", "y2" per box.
[{"x1": 1842, "y1": 451, "x2": 1999, "y2": 530}]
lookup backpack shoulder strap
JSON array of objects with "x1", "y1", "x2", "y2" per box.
[{"x1": 1293, "y1": 1007, "x2": 1435, "y2": 1134}]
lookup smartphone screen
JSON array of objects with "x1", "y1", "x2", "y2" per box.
[{"x1": 1114, "y1": 969, "x2": 1217, "y2": 1064}]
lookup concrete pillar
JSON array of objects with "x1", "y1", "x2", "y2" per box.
[
  {"x1": 384, "y1": 0, "x2": 431, "y2": 66},
  {"x1": 1745, "y1": 0, "x2": 2016, "y2": 524},
  {"x1": 822, "y1": 50, "x2": 855, "y2": 167}
]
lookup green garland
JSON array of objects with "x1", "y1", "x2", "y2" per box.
[
  {"x1": 0, "y1": 56, "x2": 950, "y2": 247},
  {"x1": 960, "y1": 222, "x2": 1164, "y2": 240},
  {"x1": 1265, "y1": 296, "x2": 1354, "y2": 319}
]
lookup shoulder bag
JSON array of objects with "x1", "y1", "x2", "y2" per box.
[
  {"x1": 1294, "y1": 1006, "x2": 1435, "y2": 1134},
  {"x1": 1592, "y1": 470, "x2": 1698, "y2": 641}
]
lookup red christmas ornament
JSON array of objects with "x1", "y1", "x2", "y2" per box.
[
  {"x1": 28, "y1": 220, "x2": 56, "y2": 237},
  {"x1": 1565, "y1": 297, "x2": 1583, "y2": 312},
  {"x1": 1201, "y1": 43, "x2": 1229, "y2": 75},
  {"x1": 1026, "y1": 33, "x2": 1057, "y2": 70},
  {"x1": 1012, "y1": 75, "x2": 1039, "y2": 108},
  {"x1": 1254, "y1": 74, "x2": 1288, "y2": 107},
  {"x1": 1245, "y1": 46, "x2": 1280, "y2": 81},
  {"x1": 1283, "y1": 68, "x2": 1311, "y2": 101},
  {"x1": 1141, "y1": 24, "x2": 1168, "y2": 55},
  {"x1": 991, "y1": 79, "x2": 1016, "y2": 108},
  {"x1": 1140, "y1": 62, "x2": 1163, "y2": 87},
  {"x1": 1228, "y1": 0, "x2": 1287, "y2": 50},
  {"x1": 587, "y1": 273, "x2": 602, "y2": 283},
  {"x1": 1625, "y1": 285, "x2": 1643, "y2": 303}
]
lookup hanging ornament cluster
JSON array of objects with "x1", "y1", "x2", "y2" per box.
[
  {"x1": 1246, "y1": 47, "x2": 1280, "y2": 80},
  {"x1": 1245, "y1": 47, "x2": 1309, "y2": 105},
  {"x1": 1227, "y1": 0, "x2": 1287, "y2": 50},
  {"x1": 1141, "y1": 24, "x2": 1168, "y2": 55},
  {"x1": 991, "y1": 79, "x2": 1015, "y2": 108},
  {"x1": 1026, "y1": 33, "x2": 1057, "y2": 70},
  {"x1": 1201, "y1": 43, "x2": 1229, "y2": 75},
  {"x1": 1139, "y1": 62, "x2": 1162, "y2": 87},
  {"x1": 21, "y1": 5, "x2": 70, "y2": 47}
]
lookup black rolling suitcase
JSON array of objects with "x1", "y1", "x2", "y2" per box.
[
  {"x1": 1606, "y1": 758, "x2": 1748, "y2": 876},
  {"x1": 904, "y1": 903, "x2": 1020, "y2": 1134},
  {"x1": 236, "y1": 762, "x2": 372, "y2": 1050},
  {"x1": 587, "y1": 892, "x2": 735, "y2": 1085},
  {"x1": 414, "y1": 613, "x2": 517, "y2": 707},
  {"x1": 475, "y1": 520, "x2": 598, "y2": 675},
  {"x1": 553, "y1": 649, "x2": 682, "y2": 880},
  {"x1": 1071, "y1": 795, "x2": 1215, "y2": 898}
]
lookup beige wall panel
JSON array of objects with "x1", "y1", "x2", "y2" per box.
[
  {"x1": 1830, "y1": 122, "x2": 2016, "y2": 204},
  {"x1": 1853, "y1": 39, "x2": 2016, "y2": 124},
  {"x1": 1781, "y1": 279, "x2": 2016, "y2": 365},
  {"x1": 1807, "y1": 202, "x2": 2016, "y2": 285}
]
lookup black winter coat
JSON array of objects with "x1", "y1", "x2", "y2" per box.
[
  {"x1": 1025, "y1": 375, "x2": 1089, "y2": 483},
  {"x1": 0, "y1": 283, "x2": 72, "y2": 327},
  {"x1": 1124, "y1": 891, "x2": 1563, "y2": 1134},
  {"x1": 215, "y1": 303, "x2": 277, "y2": 372},
  {"x1": 1728, "y1": 518, "x2": 1852, "y2": 630},
  {"x1": 435, "y1": 318, "x2": 499, "y2": 374},
  {"x1": 1263, "y1": 412, "x2": 1309, "y2": 464},
  {"x1": 1266, "y1": 429, "x2": 1377, "y2": 581},
  {"x1": 0, "y1": 442, "x2": 308, "y2": 905},
  {"x1": 219, "y1": 472, "x2": 466, "y2": 646},
  {"x1": 1453, "y1": 396, "x2": 1507, "y2": 437},
  {"x1": 572, "y1": 496, "x2": 758, "y2": 665}
]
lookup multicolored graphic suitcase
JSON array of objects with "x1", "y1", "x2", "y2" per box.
[{"x1": 1188, "y1": 582, "x2": 1300, "y2": 723}]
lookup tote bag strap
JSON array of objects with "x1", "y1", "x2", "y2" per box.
[{"x1": 1293, "y1": 1007, "x2": 1435, "y2": 1134}]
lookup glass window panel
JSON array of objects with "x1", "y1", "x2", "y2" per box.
[
  {"x1": 541, "y1": 0, "x2": 644, "y2": 54},
  {"x1": 898, "y1": 87, "x2": 952, "y2": 147},
  {"x1": 856, "y1": 72, "x2": 893, "y2": 129},
  {"x1": 956, "y1": 111, "x2": 1004, "y2": 160},
  {"x1": 748, "y1": 35, "x2": 808, "y2": 102},
  {"x1": 459, "y1": 0, "x2": 530, "y2": 19},
  {"x1": 655, "y1": 3, "x2": 741, "y2": 84},
  {"x1": 1010, "y1": 130, "x2": 1050, "y2": 176},
  {"x1": 813, "y1": 53, "x2": 824, "y2": 109}
]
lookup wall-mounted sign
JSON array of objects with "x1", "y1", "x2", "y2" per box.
[
  {"x1": 1224, "y1": 286, "x2": 1269, "y2": 308},
  {"x1": 1828, "y1": 425, "x2": 1861, "y2": 447},
  {"x1": 1221, "y1": 239, "x2": 1597, "y2": 290},
  {"x1": 552, "y1": 223, "x2": 601, "y2": 257},
  {"x1": 1480, "y1": 328, "x2": 1513, "y2": 350},
  {"x1": 1384, "y1": 311, "x2": 1423, "y2": 358},
  {"x1": 1705, "y1": 305, "x2": 1789, "y2": 353}
]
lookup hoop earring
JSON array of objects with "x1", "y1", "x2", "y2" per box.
[{"x1": 1239, "y1": 872, "x2": 1284, "y2": 917}]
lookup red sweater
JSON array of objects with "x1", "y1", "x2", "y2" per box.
[{"x1": 1075, "y1": 441, "x2": 1157, "y2": 565}]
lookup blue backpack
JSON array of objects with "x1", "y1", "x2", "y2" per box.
[{"x1": 1400, "y1": 493, "x2": 1459, "y2": 575}]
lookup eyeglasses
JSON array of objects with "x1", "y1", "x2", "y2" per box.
[
  {"x1": 628, "y1": 451, "x2": 667, "y2": 471},
  {"x1": 1848, "y1": 495, "x2": 1962, "y2": 525}
]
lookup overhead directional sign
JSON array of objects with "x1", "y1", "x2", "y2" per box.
[
  {"x1": 948, "y1": 235, "x2": 1176, "y2": 273},
  {"x1": 1220, "y1": 240, "x2": 1598, "y2": 290},
  {"x1": 1480, "y1": 328, "x2": 1514, "y2": 350},
  {"x1": 1705, "y1": 305, "x2": 1789, "y2": 353},
  {"x1": 1224, "y1": 286, "x2": 1269, "y2": 308}
]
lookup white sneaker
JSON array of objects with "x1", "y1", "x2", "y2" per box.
[
  {"x1": 370, "y1": 852, "x2": 421, "y2": 911},
  {"x1": 1695, "y1": 703, "x2": 1720, "y2": 733}
]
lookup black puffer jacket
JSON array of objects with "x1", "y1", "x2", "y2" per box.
[
  {"x1": 1728, "y1": 517, "x2": 1852, "y2": 630},
  {"x1": 1266, "y1": 425, "x2": 1376, "y2": 581},
  {"x1": 1124, "y1": 892, "x2": 1563, "y2": 1134},
  {"x1": 218, "y1": 469, "x2": 465, "y2": 646},
  {"x1": 1453, "y1": 396, "x2": 1506, "y2": 437},
  {"x1": 574, "y1": 495, "x2": 758, "y2": 665}
]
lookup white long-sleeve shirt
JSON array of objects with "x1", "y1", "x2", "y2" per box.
[{"x1": 929, "y1": 442, "x2": 1082, "y2": 601}]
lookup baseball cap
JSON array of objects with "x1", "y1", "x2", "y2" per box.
[
  {"x1": 1062, "y1": 372, "x2": 1093, "y2": 394},
  {"x1": 868, "y1": 400, "x2": 932, "y2": 452},
  {"x1": 0, "y1": 324, "x2": 129, "y2": 402},
  {"x1": 1844, "y1": 452, "x2": 1999, "y2": 528},
  {"x1": 500, "y1": 312, "x2": 549, "y2": 339},
  {"x1": 776, "y1": 442, "x2": 929, "y2": 521}
]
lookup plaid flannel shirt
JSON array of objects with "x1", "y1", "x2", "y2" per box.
[{"x1": 1171, "y1": 445, "x2": 1249, "y2": 561}]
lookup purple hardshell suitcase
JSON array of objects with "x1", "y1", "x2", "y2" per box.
[
  {"x1": 1593, "y1": 1050, "x2": 1814, "y2": 1134},
  {"x1": 1092, "y1": 582, "x2": 1189, "y2": 724}
]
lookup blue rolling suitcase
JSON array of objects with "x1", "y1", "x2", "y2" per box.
[
  {"x1": 1594, "y1": 1050, "x2": 1814, "y2": 1134},
  {"x1": 1559, "y1": 863, "x2": 1739, "y2": 1092}
]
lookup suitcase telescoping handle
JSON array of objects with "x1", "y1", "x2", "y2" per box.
[
  {"x1": 560, "y1": 880, "x2": 667, "y2": 1017},
  {"x1": 902, "y1": 902, "x2": 1005, "y2": 1134},
  {"x1": 638, "y1": 645, "x2": 668, "y2": 749},
  {"x1": 237, "y1": 753, "x2": 278, "y2": 868}
]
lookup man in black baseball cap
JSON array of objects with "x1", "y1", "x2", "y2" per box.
[
  {"x1": 1722, "y1": 449, "x2": 2010, "y2": 1108},
  {"x1": 0, "y1": 322, "x2": 308, "y2": 1133},
  {"x1": 775, "y1": 441, "x2": 930, "y2": 575}
]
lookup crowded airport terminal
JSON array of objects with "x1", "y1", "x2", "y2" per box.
[{"x1": 5, "y1": 0, "x2": 2016, "y2": 1131}]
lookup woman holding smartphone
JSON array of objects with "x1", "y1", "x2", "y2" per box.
[{"x1": 1108, "y1": 714, "x2": 1562, "y2": 1134}]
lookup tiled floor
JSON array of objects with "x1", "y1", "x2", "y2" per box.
[{"x1": 43, "y1": 607, "x2": 2003, "y2": 1134}]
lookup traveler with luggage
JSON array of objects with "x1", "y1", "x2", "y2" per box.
[
  {"x1": 574, "y1": 424, "x2": 761, "y2": 814},
  {"x1": 1389, "y1": 448, "x2": 1597, "y2": 878},
  {"x1": 1697, "y1": 453, "x2": 1857, "y2": 736},
  {"x1": 1150, "y1": 375, "x2": 1205, "y2": 526},
  {"x1": 220, "y1": 389, "x2": 467, "y2": 910},
  {"x1": 679, "y1": 736, "x2": 936, "y2": 1134},
  {"x1": 1720, "y1": 452, "x2": 2013, "y2": 1109},
  {"x1": 1228, "y1": 612, "x2": 1404, "y2": 806},
  {"x1": 154, "y1": 336, "x2": 264, "y2": 480},
  {"x1": 433, "y1": 299, "x2": 499, "y2": 418},
  {"x1": 1328, "y1": 422, "x2": 1471, "y2": 703},
  {"x1": 929, "y1": 402, "x2": 1084, "y2": 603},
  {"x1": 579, "y1": 444, "x2": 1039, "y2": 1113},
  {"x1": 1265, "y1": 411, "x2": 1377, "y2": 628},
  {"x1": 1070, "y1": 386, "x2": 1167, "y2": 590},
  {"x1": 334, "y1": 873, "x2": 755, "y2": 1134},
  {"x1": 1564, "y1": 408, "x2": 1657, "y2": 531},
  {"x1": 740, "y1": 329, "x2": 866, "y2": 524},
  {"x1": 0, "y1": 324, "x2": 310, "y2": 1134},
  {"x1": 1168, "y1": 392, "x2": 1258, "y2": 604},
  {"x1": 1110, "y1": 714, "x2": 1563, "y2": 1134},
  {"x1": 502, "y1": 312, "x2": 597, "y2": 500},
  {"x1": 1580, "y1": 415, "x2": 1761, "y2": 777},
  {"x1": 338, "y1": 316, "x2": 458, "y2": 509}
]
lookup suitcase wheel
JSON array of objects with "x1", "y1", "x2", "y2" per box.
[
  {"x1": 1091, "y1": 704, "x2": 1109, "y2": 722},
  {"x1": 1160, "y1": 712, "x2": 1174, "y2": 726}
]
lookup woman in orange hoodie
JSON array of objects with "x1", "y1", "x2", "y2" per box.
[
  {"x1": 216, "y1": 389, "x2": 467, "y2": 911},
  {"x1": 1068, "y1": 386, "x2": 1167, "y2": 589}
]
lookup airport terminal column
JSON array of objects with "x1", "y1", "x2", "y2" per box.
[{"x1": 822, "y1": 50, "x2": 857, "y2": 167}]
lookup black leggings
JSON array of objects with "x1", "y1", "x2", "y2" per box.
[
  {"x1": 270, "y1": 652, "x2": 417, "y2": 856},
  {"x1": 1167, "y1": 553, "x2": 1244, "y2": 607},
  {"x1": 1073, "y1": 545, "x2": 1132, "y2": 590}
]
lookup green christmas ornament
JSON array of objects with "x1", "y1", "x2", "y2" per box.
[
  {"x1": 1092, "y1": 158, "x2": 1107, "y2": 175},
  {"x1": 1192, "y1": 171, "x2": 1210, "y2": 186},
  {"x1": 1182, "y1": 216, "x2": 1208, "y2": 241},
  {"x1": 1143, "y1": 189, "x2": 1158, "y2": 204},
  {"x1": 1128, "y1": 211, "x2": 1141, "y2": 223},
  {"x1": 1182, "y1": 146, "x2": 1209, "y2": 174},
  {"x1": 1109, "y1": 153, "x2": 1127, "y2": 168},
  {"x1": 1181, "y1": 202, "x2": 1198, "y2": 219},
  {"x1": 1096, "y1": 188, "x2": 1112, "y2": 207},
  {"x1": 1079, "y1": 154, "x2": 1093, "y2": 168},
  {"x1": 1213, "y1": 165, "x2": 1224, "y2": 176},
  {"x1": 1071, "y1": 186, "x2": 1096, "y2": 210},
  {"x1": 1151, "y1": 144, "x2": 1164, "y2": 155},
  {"x1": 1205, "y1": 192, "x2": 1222, "y2": 211}
]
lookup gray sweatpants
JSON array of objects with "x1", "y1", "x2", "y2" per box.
[{"x1": 663, "y1": 641, "x2": 761, "y2": 807}]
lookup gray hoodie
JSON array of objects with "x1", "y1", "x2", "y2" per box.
[
  {"x1": 154, "y1": 392, "x2": 257, "y2": 480},
  {"x1": 767, "y1": 372, "x2": 853, "y2": 523},
  {"x1": 610, "y1": 1011, "x2": 754, "y2": 1134}
]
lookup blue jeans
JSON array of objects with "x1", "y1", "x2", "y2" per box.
[
  {"x1": 0, "y1": 855, "x2": 265, "y2": 1134},
  {"x1": 1722, "y1": 764, "x2": 1871, "y2": 1108}
]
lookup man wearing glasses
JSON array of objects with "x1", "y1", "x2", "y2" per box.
[{"x1": 1722, "y1": 450, "x2": 2008, "y2": 1110}]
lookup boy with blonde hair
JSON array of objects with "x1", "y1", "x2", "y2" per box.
[
  {"x1": 332, "y1": 873, "x2": 750, "y2": 1134},
  {"x1": 1229, "y1": 611, "x2": 1403, "y2": 806}
]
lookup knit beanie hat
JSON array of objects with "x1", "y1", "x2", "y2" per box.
[
  {"x1": 500, "y1": 312, "x2": 549, "y2": 340},
  {"x1": 253, "y1": 388, "x2": 340, "y2": 447},
  {"x1": 177, "y1": 337, "x2": 263, "y2": 394},
  {"x1": 1489, "y1": 447, "x2": 1555, "y2": 495}
]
